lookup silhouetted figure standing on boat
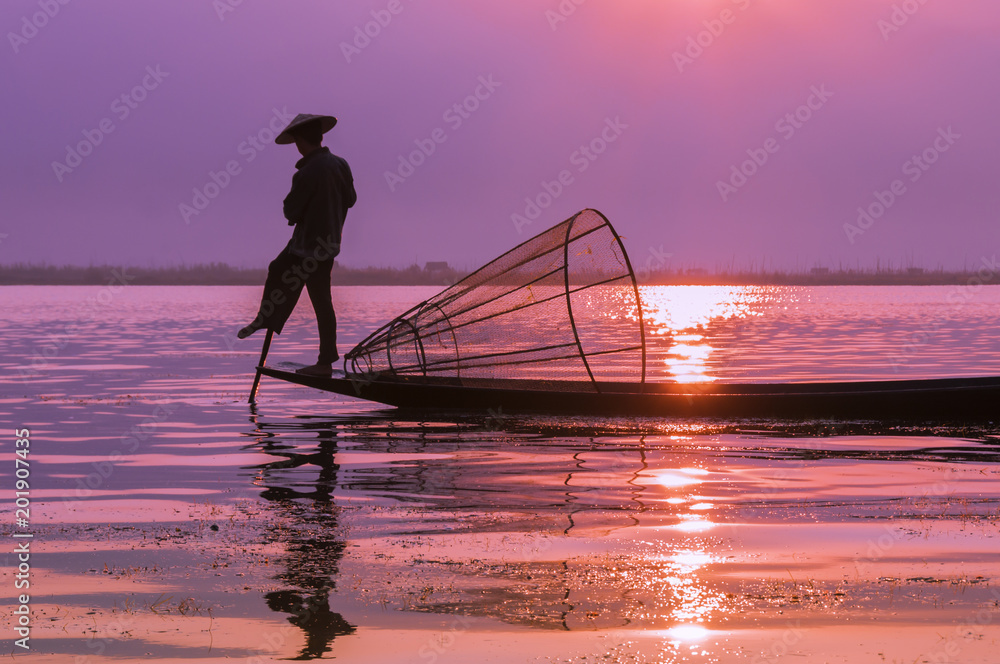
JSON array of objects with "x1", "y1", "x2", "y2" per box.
[{"x1": 238, "y1": 113, "x2": 356, "y2": 377}]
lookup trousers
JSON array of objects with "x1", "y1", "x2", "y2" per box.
[{"x1": 254, "y1": 247, "x2": 338, "y2": 364}]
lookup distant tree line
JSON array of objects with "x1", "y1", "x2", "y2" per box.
[
  {"x1": 0, "y1": 262, "x2": 468, "y2": 286},
  {"x1": 637, "y1": 266, "x2": 1000, "y2": 286},
  {"x1": 0, "y1": 262, "x2": 997, "y2": 286}
]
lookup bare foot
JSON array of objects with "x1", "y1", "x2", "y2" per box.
[
  {"x1": 237, "y1": 321, "x2": 263, "y2": 339},
  {"x1": 295, "y1": 363, "x2": 333, "y2": 377}
]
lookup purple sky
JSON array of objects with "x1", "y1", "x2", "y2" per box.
[{"x1": 2, "y1": 0, "x2": 998, "y2": 271}]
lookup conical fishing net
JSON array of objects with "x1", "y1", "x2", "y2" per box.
[{"x1": 346, "y1": 209, "x2": 646, "y2": 390}]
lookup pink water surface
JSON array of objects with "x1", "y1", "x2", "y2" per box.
[{"x1": 1, "y1": 285, "x2": 999, "y2": 663}]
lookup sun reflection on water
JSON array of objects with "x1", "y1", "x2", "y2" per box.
[
  {"x1": 651, "y1": 466, "x2": 709, "y2": 487},
  {"x1": 618, "y1": 463, "x2": 730, "y2": 635},
  {"x1": 672, "y1": 516, "x2": 717, "y2": 533},
  {"x1": 655, "y1": 543, "x2": 725, "y2": 627},
  {"x1": 669, "y1": 551, "x2": 713, "y2": 569},
  {"x1": 640, "y1": 285, "x2": 775, "y2": 383},
  {"x1": 664, "y1": 624, "x2": 711, "y2": 642}
]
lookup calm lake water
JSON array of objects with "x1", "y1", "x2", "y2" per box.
[{"x1": 2, "y1": 284, "x2": 999, "y2": 663}]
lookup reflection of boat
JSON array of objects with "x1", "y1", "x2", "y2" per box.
[
  {"x1": 247, "y1": 414, "x2": 662, "y2": 633},
  {"x1": 252, "y1": 209, "x2": 1000, "y2": 420}
]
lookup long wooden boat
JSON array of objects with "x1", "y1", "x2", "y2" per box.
[
  {"x1": 248, "y1": 210, "x2": 999, "y2": 421},
  {"x1": 256, "y1": 367, "x2": 1000, "y2": 421}
]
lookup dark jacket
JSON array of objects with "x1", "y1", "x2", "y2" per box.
[{"x1": 283, "y1": 147, "x2": 357, "y2": 259}]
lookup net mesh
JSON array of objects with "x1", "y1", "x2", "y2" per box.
[{"x1": 346, "y1": 209, "x2": 646, "y2": 390}]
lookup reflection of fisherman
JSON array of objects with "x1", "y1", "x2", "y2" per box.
[
  {"x1": 238, "y1": 113, "x2": 357, "y2": 377},
  {"x1": 254, "y1": 422, "x2": 356, "y2": 658}
]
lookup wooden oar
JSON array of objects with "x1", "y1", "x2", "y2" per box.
[{"x1": 248, "y1": 329, "x2": 274, "y2": 403}]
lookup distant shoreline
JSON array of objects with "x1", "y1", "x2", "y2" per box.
[{"x1": 1, "y1": 263, "x2": 997, "y2": 287}]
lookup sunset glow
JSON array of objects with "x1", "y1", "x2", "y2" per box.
[{"x1": 5, "y1": 2, "x2": 1000, "y2": 662}]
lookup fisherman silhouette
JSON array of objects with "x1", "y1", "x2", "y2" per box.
[{"x1": 238, "y1": 113, "x2": 356, "y2": 377}]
